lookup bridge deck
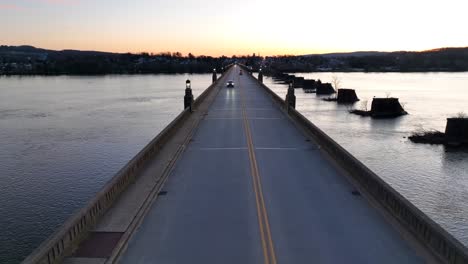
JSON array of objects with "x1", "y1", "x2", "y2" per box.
[{"x1": 118, "y1": 67, "x2": 424, "y2": 263}]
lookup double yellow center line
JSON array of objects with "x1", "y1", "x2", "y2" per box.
[{"x1": 238, "y1": 74, "x2": 277, "y2": 264}]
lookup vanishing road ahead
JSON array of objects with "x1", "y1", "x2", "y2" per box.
[{"x1": 121, "y1": 66, "x2": 425, "y2": 264}]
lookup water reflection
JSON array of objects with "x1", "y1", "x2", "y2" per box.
[
  {"x1": 0, "y1": 74, "x2": 211, "y2": 263},
  {"x1": 265, "y1": 72, "x2": 468, "y2": 246}
]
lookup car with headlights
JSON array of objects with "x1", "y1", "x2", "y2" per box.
[{"x1": 226, "y1": 80, "x2": 234, "y2": 88}]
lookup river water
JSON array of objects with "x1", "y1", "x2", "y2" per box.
[
  {"x1": 0, "y1": 72, "x2": 467, "y2": 263},
  {"x1": 0, "y1": 74, "x2": 211, "y2": 263},
  {"x1": 264, "y1": 72, "x2": 468, "y2": 246}
]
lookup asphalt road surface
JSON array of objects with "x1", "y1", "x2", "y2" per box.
[{"x1": 121, "y1": 67, "x2": 424, "y2": 264}]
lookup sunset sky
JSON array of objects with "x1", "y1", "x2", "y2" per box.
[{"x1": 1, "y1": 0, "x2": 468, "y2": 56}]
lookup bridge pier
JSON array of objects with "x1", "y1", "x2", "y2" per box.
[{"x1": 184, "y1": 79, "x2": 194, "y2": 112}]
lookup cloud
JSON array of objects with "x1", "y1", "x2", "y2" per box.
[
  {"x1": 35, "y1": 0, "x2": 79, "y2": 4},
  {"x1": 0, "y1": 4, "x2": 22, "y2": 10},
  {"x1": 0, "y1": 0, "x2": 80, "y2": 12},
  {"x1": 0, "y1": 0, "x2": 78, "y2": 10}
]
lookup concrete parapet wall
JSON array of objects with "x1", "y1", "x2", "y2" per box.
[
  {"x1": 22, "y1": 69, "x2": 230, "y2": 264},
  {"x1": 252, "y1": 73, "x2": 468, "y2": 264}
]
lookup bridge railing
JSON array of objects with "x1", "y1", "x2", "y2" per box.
[
  {"x1": 252, "y1": 73, "x2": 468, "y2": 264},
  {"x1": 22, "y1": 69, "x2": 229, "y2": 264}
]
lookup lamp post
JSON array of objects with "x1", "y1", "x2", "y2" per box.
[
  {"x1": 286, "y1": 82, "x2": 296, "y2": 110},
  {"x1": 258, "y1": 68, "x2": 263, "y2": 83},
  {"x1": 184, "y1": 79, "x2": 194, "y2": 112},
  {"x1": 212, "y1": 68, "x2": 217, "y2": 83}
]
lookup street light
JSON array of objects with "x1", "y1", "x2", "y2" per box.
[
  {"x1": 184, "y1": 79, "x2": 193, "y2": 112},
  {"x1": 258, "y1": 68, "x2": 263, "y2": 83},
  {"x1": 212, "y1": 68, "x2": 218, "y2": 83}
]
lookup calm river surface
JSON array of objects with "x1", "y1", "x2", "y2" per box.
[
  {"x1": 265, "y1": 72, "x2": 468, "y2": 246},
  {"x1": 0, "y1": 74, "x2": 211, "y2": 263},
  {"x1": 0, "y1": 72, "x2": 467, "y2": 262}
]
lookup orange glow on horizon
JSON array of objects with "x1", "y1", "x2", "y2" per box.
[
  {"x1": 2, "y1": 0, "x2": 468, "y2": 57},
  {"x1": 6, "y1": 39, "x2": 343, "y2": 57}
]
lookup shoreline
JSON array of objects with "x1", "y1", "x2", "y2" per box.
[{"x1": 3, "y1": 70, "x2": 468, "y2": 77}]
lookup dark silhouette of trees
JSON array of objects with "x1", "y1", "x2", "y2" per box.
[{"x1": 2, "y1": 45, "x2": 468, "y2": 75}]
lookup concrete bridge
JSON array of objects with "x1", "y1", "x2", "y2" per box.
[{"x1": 24, "y1": 65, "x2": 468, "y2": 263}]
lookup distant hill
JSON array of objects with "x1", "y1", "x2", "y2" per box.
[
  {"x1": 302, "y1": 47, "x2": 468, "y2": 58},
  {"x1": 2, "y1": 45, "x2": 467, "y2": 59},
  {"x1": 0, "y1": 45, "x2": 237, "y2": 75},
  {"x1": 0, "y1": 45, "x2": 51, "y2": 53},
  {"x1": 268, "y1": 47, "x2": 468, "y2": 72},
  {"x1": 0, "y1": 45, "x2": 116, "y2": 56},
  {"x1": 2, "y1": 45, "x2": 468, "y2": 74},
  {"x1": 422, "y1": 47, "x2": 468, "y2": 53},
  {"x1": 303, "y1": 51, "x2": 391, "y2": 58}
]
